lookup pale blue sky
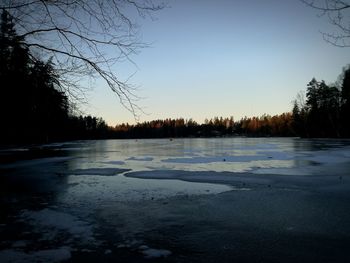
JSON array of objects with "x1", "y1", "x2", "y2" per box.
[{"x1": 86, "y1": 0, "x2": 350, "y2": 125}]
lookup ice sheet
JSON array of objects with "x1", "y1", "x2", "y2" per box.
[
  {"x1": 2, "y1": 138, "x2": 350, "y2": 262},
  {"x1": 126, "y1": 156, "x2": 154, "y2": 161},
  {"x1": 68, "y1": 167, "x2": 130, "y2": 176}
]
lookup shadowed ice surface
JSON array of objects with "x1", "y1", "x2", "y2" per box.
[{"x1": 1, "y1": 138, "x2": 350, "y2": 262}]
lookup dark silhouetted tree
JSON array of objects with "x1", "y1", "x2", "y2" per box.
[
  {"x1": 306, "y1": 78, "x2": 339, "y2": 136},
  {"x1": 30, "y1": 60, "x2": 69, "y2": 142},
  {"x1": 0, "y1": 10, "x2": 70, "y2": 143},
  {"x1": 340, "y1": 66, "x2": 350, "y2": 135},
  {"x1": 292, "y1": 77, "x2": 341, "y2": 137},
  {"x1": 306, "y1": 79, "x2": 340, "y2": 137},
  {"x1": 0, "y1": 10, "x2": 31, "y2": 142}
]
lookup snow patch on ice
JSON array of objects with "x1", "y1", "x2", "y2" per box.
[
  {"x1": 62, "y1": 173, "x2": 233, "y2": 205},
  {"x1": 116, "y1": 239, "x2": 142, "y2": 249},
  {"x1": 21, "y1": 209, "x2": 95, "y2": 243},
  {"x1": 138, "y1": 245, "x2": 171, "y2": 259},
  {"x1": 0, "y1": 247, "x2": 71, "y2": 263}
]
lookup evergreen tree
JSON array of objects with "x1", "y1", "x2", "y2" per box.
[
  {"x1": 341, "y1": 67, "x2": 350, "y2": 136},
  {"x1": 0, "y1": 10, "x2": 31, "y2": 142},
  {"x1": 0, "y1": 10, "x2": 70, "y2": 143},
  {"x1": 305, "y1": 78, "x2": 340, "y2": 137}
]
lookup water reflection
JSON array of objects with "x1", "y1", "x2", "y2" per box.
[{"x1": 56, "y1": 138, "x2": 350, "y2": 175}]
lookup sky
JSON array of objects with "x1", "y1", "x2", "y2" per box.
[{"x1": 85, "y1": 0, "x2": 350, "y2": 126}]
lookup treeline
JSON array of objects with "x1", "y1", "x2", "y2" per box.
[
  {"x1": 111, "y1": 66, "x2": 350, "y2": 139},
  {"x1": 111, "y1": 114, "x2": 294, "y2": 138}
]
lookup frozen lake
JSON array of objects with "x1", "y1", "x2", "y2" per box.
[{"x1": 1, "y1": 138, "x2": 350, "y2": 262}]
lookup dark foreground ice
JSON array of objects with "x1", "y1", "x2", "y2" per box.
[{"x1": 1, "y1": 138, "x2": 350, "y2": 262}]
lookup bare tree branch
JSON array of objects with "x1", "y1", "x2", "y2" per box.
[
  {"x1": 1, "y1": 0, "x2": 165, "y2": 119},
  {"x1": 301, "y1": 0, "x2": 350, "y2": 47}
]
